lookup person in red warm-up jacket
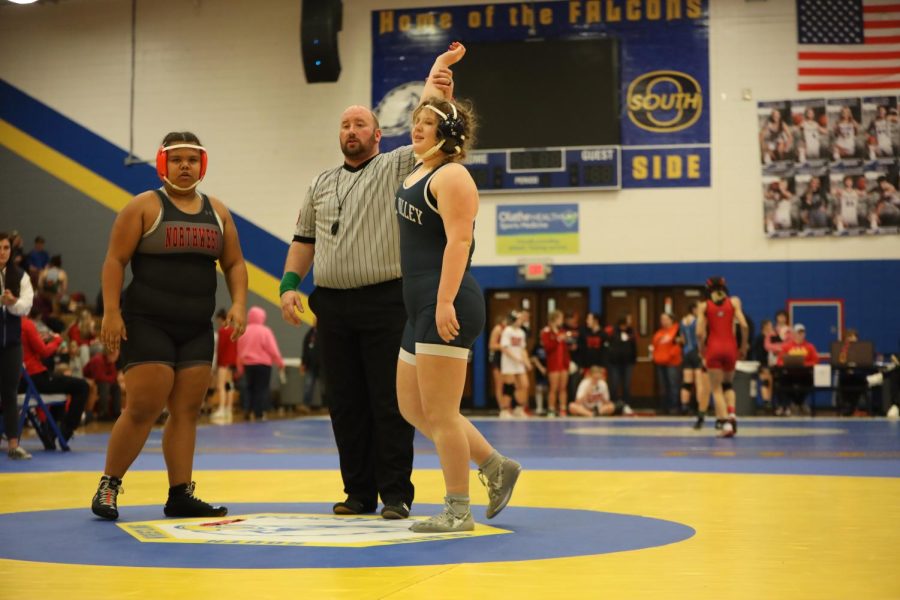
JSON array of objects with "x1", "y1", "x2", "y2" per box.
[{"x1": 21, "y1": 313, "x2": 88, "y2": 447}]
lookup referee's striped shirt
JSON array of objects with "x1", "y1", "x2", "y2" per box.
[{"x1": 294, "y1": 146, "x2": 416, "y2": 289}]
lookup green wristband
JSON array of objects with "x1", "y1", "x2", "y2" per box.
[{"x1": 279, "y1": 272, "x2": 302, "y2": 296}]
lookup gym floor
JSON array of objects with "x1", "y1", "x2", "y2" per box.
[{"x1": 1, "y1": 416, "x2": 898, "y2": 599}]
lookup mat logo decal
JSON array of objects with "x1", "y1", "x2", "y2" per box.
[{"x1": 120, "y1": 513, "x2": 509, "y2": 547}]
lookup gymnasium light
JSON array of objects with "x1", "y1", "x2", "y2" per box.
[{"x1": 7, "y1": 0, "x2": 40, "y2": 4}]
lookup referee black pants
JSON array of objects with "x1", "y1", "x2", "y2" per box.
[{"x1": 308, "y1": 279, "x2": 415, "y2": 509}]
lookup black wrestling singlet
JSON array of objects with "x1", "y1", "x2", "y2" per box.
[
  {"x1": 395, "y1": 164, "x2": 474, "y2": 277},
  {"x1": 123, "y1": 190, "x2": 223, "y2": 323}
]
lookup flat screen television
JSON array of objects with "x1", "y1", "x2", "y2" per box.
[{"x1": 453, "y1": 37, "x2": 620, "y2": 150}]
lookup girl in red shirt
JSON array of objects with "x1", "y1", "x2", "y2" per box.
[{"x1": 541, "y1": 310, "x2": 572, "y2": 417}]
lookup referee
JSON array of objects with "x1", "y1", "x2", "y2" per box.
[{"x1": 279, "y1": 47, "x2": 460, "y2": 519}]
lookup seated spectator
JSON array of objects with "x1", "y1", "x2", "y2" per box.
[
  {"x1": 775, "y1": 323, "x2": 819, "y2": 415},
  {"x1": 67, "y1": 308, "x2": 97, "y2": 375},
  {"x1": 83, "y1": 346, "x2": 122, "y2": 421},
  {"x1": 834, "y1": 328, "x2": 871, "y2": 416},
  {"x1": 21, "y1": 313, "x2": 88, "y2": 447},
  {"x1": 9, "y1": 230, "x2": 25, "y2": 270},
  {"x1": 25, "y1": 235, "x2": 49, "y2": 285},
  {"x1": 570, "y1": 366, "x2": 622, "y2": 416},
  {"x1": 37, "y1": 254, "x2": 67, "y2": 312}
]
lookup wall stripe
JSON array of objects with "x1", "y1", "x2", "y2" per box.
[
  {"x1": 0, "y1": 120, "x2": 132, "y2": 213},
  {"x1": 0, "y1": 118, "x2": 315, "y2": 326}
]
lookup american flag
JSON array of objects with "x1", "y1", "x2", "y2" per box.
[{"x1": 797, "y1": 0, "x2": 900, "y2": 91}]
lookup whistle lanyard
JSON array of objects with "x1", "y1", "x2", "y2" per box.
[{"x1": 331, "y1": 164, "x2": 370, "y2": 236}]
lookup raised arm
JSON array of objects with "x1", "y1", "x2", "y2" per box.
[{"x1": 421, "y1": 42, "x2": 466, "y2": 101}]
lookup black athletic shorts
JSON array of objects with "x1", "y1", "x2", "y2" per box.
[
  {"x1": 400, "y1": 271, "x2": 485, "y2": 364},
  {"x1": 119, "y1": 315, "x2": 214, "y2": 372},
  {"x1": 682, "y1": 349, "x2": 702, "y2": 369}
]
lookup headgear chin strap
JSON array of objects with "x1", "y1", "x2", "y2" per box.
[
  {"x1": 156, "y1": 143, "x2": 208, "y2": 192},
  {"x1": 417, "y1": 103, "x2": 465, "y2": 161}
]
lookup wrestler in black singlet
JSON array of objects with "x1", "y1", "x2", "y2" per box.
[
  {"x1": 395, "y1": 164, "x2": 485, "y2": 357},
  {"x1": 120, "y1": 190, "x2": 223, "y2": 370}
]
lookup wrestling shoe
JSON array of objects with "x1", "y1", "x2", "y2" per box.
[
  {"x1": 719, "y1": 420, "x2": 735, "y2": 438},
  {"x1": 92, "y1": 475, "x2": 123, "y2": 520},
  {"x1": 164, "y1": 482, "x2": 227, "y2": 518},
  {"x1": 8, "y1": 446, "x2": 32, "y2": 460},
  {"x1": 479, "y1": 456, "x2": 522, "y2": 519},
  {"x1": 409, "y1": 498, "x2": 474, "y2": 533}
]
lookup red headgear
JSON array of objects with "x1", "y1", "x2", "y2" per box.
[{"x1": 156, "y1": 143, "x2": 208, "y2": 191}]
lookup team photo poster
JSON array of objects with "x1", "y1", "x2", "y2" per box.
[{"x1": 757, "y1": 95, "x2": 900, "y2": 238}]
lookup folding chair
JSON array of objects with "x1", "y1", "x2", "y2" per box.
[{"x1": 17, "y1": 366, "x2": 70, "y2": 451}]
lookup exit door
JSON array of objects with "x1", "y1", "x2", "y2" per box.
[
  {"x1": 602, "y1": 285, "x2": 704, "y2": 405},
  {"x1": 484, "y1": 287, "x2": 589, "y2": 409}
]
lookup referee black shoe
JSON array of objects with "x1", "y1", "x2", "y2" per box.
[
  {"x1": 333, "y1": 497, "x2": 377, "y2": 515},
  {"x1": 92, "y1": 475, "x2": 123, "y2": 520},
  {"x1": 381, "y1": 500, "x2": 410, "y2": 520},
  {"x1": 164, "y1": 482, "x2": 227, "y2": 518}
]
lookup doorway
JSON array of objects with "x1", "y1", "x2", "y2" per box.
[
  {"x1": 484, "y1": 287, "x2": 589, "y2": 409},
  {"x1": 602, "y1": 285, "x2": 704, "y2": 405}
]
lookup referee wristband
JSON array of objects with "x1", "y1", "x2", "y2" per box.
[{"x1": 279, "y1": 272, "x2": 302, "y2": 297}]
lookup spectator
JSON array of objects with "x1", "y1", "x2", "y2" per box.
[
  {"x1": 213, "y1": 308, "x2": 238, "y2": 424},
  {"x1": 25, "y1": 235, "x2": 49, "y2": 284},
  {"x1": 9, "y1": 231, "x2": 25, "y2": 270},
  {"x1": 570, "y1": 366, "x2": 622, "y2": 417},
  {"x1": 651, "y1": 313, "x2": 682, "y2": 415},
  {"x1": 37, "y1": 254, "x2": 67, "y2": 312},
  {"x1": 529, "y1": 344, "x2": 549, "y2": 416},
  {"x1": 21, "y1": 313, "x2": 88, "y2": 447},
  {"x1": 67, "y1": 308, "x2": 97, "y2": 375},
  {"x1": 236, "y1": 306, "x2": 285, "y2": 421},
  {"x1": 563, "y1": 310, "x2": 582, "y2": 402},
  {"x1": 678, "y1": 302, "x2": 702, "y2": 414},
  {"x1": 487, "y1": 316, "x2": 505, "y2": 409},
  {"x1": 499, "y1": 310, "x2": 531, "y2": 418},
  {"x1": 834, "y1": 328, "x2": 869, "y2": 416},
  {"x1": 750, "y1": 319, "x2": 778, "y2": 411},
  {"x1": 300, "y1": 320, "x2": 323, "y2": 413},
  {"x1": 579, "y1": 312, "x2": 608, "y2": 373},
  {"x1": 607, "y1": 314, "x2": 638, "y2": 405},
  {"x1": 776, "y1": 323, "x2": 819, "y2": 415},
  {"x1": 541, "y1": 310, "x2": 572, "y2": 418},
  {"x1": 1, "y1": 231, "x2": 35, "y2": 459},
  {"x1": 83, "y1": 346, "x2": 122, "y2": 421}
]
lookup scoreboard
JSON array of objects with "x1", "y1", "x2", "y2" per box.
[{"x1": 464, "y1": 146, "x2": 622, "y2": 193}]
